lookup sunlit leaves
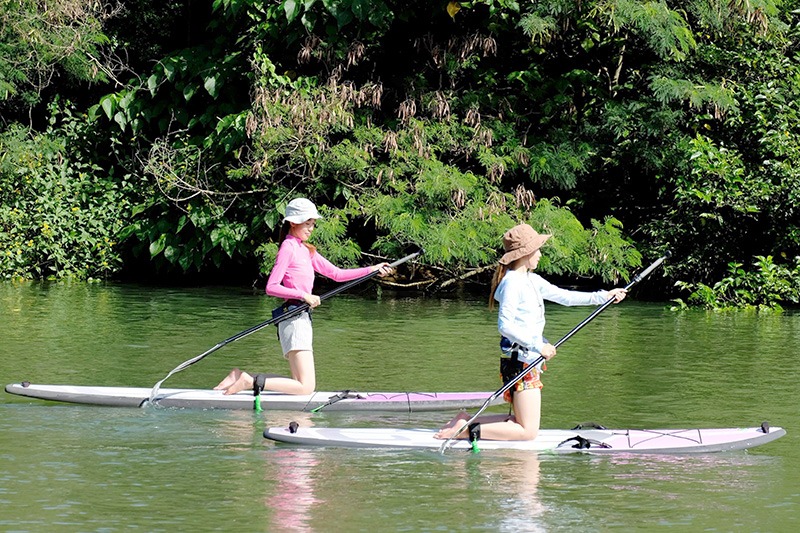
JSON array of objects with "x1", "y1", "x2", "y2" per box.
[{"x1": 0, "y1": 108, "x2": 135, "y2": 280}]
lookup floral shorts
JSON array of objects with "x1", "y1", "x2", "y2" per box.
[{"x1": 500, "y1": 358, "x2": 543, "y2": 404}]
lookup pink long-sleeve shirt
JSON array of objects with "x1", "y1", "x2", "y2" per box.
[{"x1": 266, "y1": 235, "x2": 374, "y2": 301}]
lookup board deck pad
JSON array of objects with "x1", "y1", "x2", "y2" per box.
[
  {"x1": 263, "y1": 423, "x2": 786, "y2": 453},
  {"x1": 4, "y1": 382, "x2": 501, "y2": 412}
]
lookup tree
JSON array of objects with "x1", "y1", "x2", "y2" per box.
[
  {"x1": 108, "y1": 0, "x2": 642, "y2": 285},
  {"x1": 0, "y1": 0, "x2": 116, "y2": 123}
]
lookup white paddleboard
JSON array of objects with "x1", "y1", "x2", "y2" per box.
[
  {"x1": 263, "y1": 423, "x2": 786, "y2": 453},
  {"x1": 4, "y1": 382, "x2": 501, "y2": 412}
]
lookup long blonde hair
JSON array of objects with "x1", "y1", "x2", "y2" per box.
[{"x1": 488, "y1": 263, "x2": 508, "y2": 310}]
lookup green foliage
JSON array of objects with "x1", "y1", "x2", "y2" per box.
[
  {"x1": 0, "y1": 103, "x2": 136, "y2": 280},
  {"x1": 119, "y1": 197, "x2": 253, "y2": 273},
  {"x1": 0, "y1": 0, "x2": 110, "y2": 109},
  {"x1": 621, "y1": 0, "x2": 696, "y2": 61},
  {"x1": 6, "y1": 0, "x2": 799, "y2": 303},
  {"x1": 673, "y1": 255, "x2": 800, "y2": 311},
  {"x1": 219, "y1": 0, "x2": 642, "y2": 280},
  {"x1": 638, "y1": 5, "x2": 800, "y2": 291},
  {"x1": 649, "y1": 76, "x2": 738, "y2": 115},
  {"x1": 533, "y1": 205, "x2": 643, "y2": 283},
  {"x1": 89, "y1": 41, "x2": 248, "y2": 139}
]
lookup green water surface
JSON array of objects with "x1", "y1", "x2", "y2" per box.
[{"x1": 1, "y1": 282, "x2": 798, "y2": 532}]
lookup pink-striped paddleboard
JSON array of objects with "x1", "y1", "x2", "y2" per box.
[
  {"x1": 264, "y1": 422, "x2": 786, "y2": 453},
  {"x1": 4, "y1": 382, "x2": 501, "y2": 412}
]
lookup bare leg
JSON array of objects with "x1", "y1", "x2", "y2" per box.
[
  {"x1": 434, "y1": 389, "x2": 543, "y2": 441},
  {"x1": 232, "y1": 350, "x2": 315, "y2": 396},
  {"x1": 218, "y1": 350, "x2": 316, "y2": 396},
  {"x1": 434, "y1": 413, "x2": 511, "y2": 439},
  {"x1": 478, "y1": 388, "x2": 542, "y2": 441},
  {"x1": 214, "y1": 368, "x2": 243, "y2": 390}
]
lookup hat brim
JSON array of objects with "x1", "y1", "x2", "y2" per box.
[
  {"x1": 284, "y1": 213, "x2": 322, "y2": 224},
  {"x1": 499, "y1": 234, "x2": 550, "y2": 265}
]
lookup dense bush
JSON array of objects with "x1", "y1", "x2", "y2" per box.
[
  {"x1": 0, "y1": 104, "x2": 137, "y2": 279},
  {"x1": 673, "y1": 255, "x2": 800, "y2": 311}
]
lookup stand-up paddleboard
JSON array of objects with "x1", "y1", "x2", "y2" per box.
[
  {"x1": 4, "y1": 382, "x2": 501, "y2": 412},
  {"x1": 263, "y1": 422, "x2": 786, "y2": 453}
]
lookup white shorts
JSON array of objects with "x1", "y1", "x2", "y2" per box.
[{"x1": 277, "y1": 312, "x2": 313, "y2": 356}]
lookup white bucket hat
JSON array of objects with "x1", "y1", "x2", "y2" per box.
[{"x1": 283, "y1": 198, "x2": 322, "y2": 224}]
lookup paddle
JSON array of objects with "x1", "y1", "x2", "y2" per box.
[
  {"x1": 439, "y1": 250, "x2": 671, "y2": 453},
  {"x1": 146, "y1": 249, "x2": 424, "y2": 404}
]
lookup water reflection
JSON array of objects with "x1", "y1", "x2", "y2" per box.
[
  {"x1": 471, "y1": 451, "x2": 547, "y2": 532},
  {"x1": 266, "y1": 449, "x2": 321, "y2": 532}
]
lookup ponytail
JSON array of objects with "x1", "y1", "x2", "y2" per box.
[
  {"x1": 488, "y1": 264, "x2": 507, "y2": 310},
  {"x1": 278, "y1": 221, "x2": 290, "y2": 243}
]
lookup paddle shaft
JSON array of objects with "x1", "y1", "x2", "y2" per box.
[
  {"x1": 147, "y1": 250, "x2": 423, "y2": 403},
  {"x1": 439, "y1": 251, "x2": 670, "y2": 453}
]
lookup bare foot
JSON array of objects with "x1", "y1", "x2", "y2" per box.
[
  {"x1": 433, "y1": 412, "x2": 471, "y2": 440},
  {"x1": 222, "y1": 372, "x2": 254, "y2": 395},
  {"x1": 213, "y1": 369, "x2": 242, "y2": 390}
]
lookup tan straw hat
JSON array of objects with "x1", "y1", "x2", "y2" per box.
[{"x1": 499, "y1": 224, "x2": 551, "y2": 265}]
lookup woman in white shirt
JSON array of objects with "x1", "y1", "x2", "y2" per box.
[{"x1": 435, "y1": 223, "x2": 627, "y2": 442}]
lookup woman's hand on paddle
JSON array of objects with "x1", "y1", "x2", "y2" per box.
[
  {"x1": 608, "y1": 288, "x2": 627, "y2": 303},
  {"x1": 541, "y1": 343, "x2": 556, "y2": 360},
  {"x1": 302, "y1": 293, "x2": 322, "y2": 308},
  {"x1": 372, "y1": 262, "x2": 394, "y2": 277}
]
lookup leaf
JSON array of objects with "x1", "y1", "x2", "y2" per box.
[
  {"x1": 210, "y1": 228, "x2": 222, "y2": 247},
  {"x1": 446, "y1": 1, "x2": 460, "y2": 19},
  {"x1": 86, "y1": 103, "x2": 100, "y2": 121},
  {"x1": 221, "y1": 234, "x2": 236, "y2": 257},
  {"x1": 163, "y1": 61, "x2": 176, "y2": 82},
  {"x1": 284, "y1": 0, "x2": 299, "y2": 22},
  {"x1": 178, "y1": 254, "x2": 194, "y2": 271},
  {"x1": 149, "y1": 234, "x2": 166, "y2": 257},
  {"x1": 113, "y1": 111, "x2": 127, "y2": 131},
  {"x1": 351, "y1": 0, "x2": 367, "y2": 20},
  {"x1": 100, "y1": 96, "x2": 115, "y2": 119},
  {"x1": 163, "y1": 245, "x2": 177, "y2": 263},
  {"x1": 183, "y1": 84, "x2": 197, "y2": 101},
  {"x1": 176, "y1": 215, "x2": 189, "y2": 233},
  {"x1": 147, "y1": 75, "x2": 158, "y2": 97},
  {"x1": 204, "y1": 76, "x2": 218, "y2": 98},
  {"x1": 119, "y1": 91, "x2": 135, "y2": 111}
]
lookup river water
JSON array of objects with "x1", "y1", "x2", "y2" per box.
[{"x1": 1, "y1": 282, "x2": 798, "y2": 532}]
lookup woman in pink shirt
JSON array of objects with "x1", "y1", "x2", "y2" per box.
[{"x1": 214, "y1": 198, "x2": 392, "y2": 395}]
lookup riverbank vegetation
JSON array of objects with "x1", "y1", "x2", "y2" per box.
[{"x1": 2, "y1": 0, "x2": 799, "y2": 308}]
